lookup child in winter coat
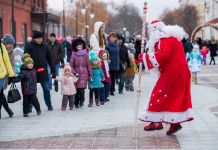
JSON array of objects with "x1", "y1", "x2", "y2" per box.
[
  {"x1": 200, "y1": 46, "x2": 208, "y2": 65},
  {"x1": 15, "y1": 54, "x2": 41, "y2": 117},
  {"x1": 98, "y1": 50, "x2": 111, "y2": 105},
  {"x1": 187, "y1": 44, "x2": 203, "y2": 84},
  {"x1": 55, "y1": 63, "x2": 78, "y2": 111},
  {"x1": 88, "y1": 50, "x2": 104, "y2": 107},
  {"x1": 70, "y1": 38, "x2": 92, "y2": 108},
  {"x1": 124, "y1": 52, "x2": 137, "y2": 91}
]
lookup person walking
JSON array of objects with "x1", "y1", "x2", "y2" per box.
[
  {"x1": 200, "y1": 46, "x2": 208, "y2": 65},
  {"x1": 208, "y1": 37, "x2": 217, "y2": 65},
  {"x1": 90, "y1": 21, "x2": 107, "y2": 55},
  {"x1": 70, "y1": 38, "x2": 92, "y2": 108},
  {"x1": 138, "y1": 20, "x2": 193, "y2": 135},
  {"x1": 106, "y1": 32, "x2": 120, "y2": 96},
  {"x1": 55, "y1": 63, "x2": 78, "y2": 111},
  {"x1": 14, "y1": 54, "x2": 41, "y2": 117},
  {"x1": 0, "y1": 37, "x2": 15, "y2": 119},
  {"x1": 25, "y1": 31, "x2": 55, "y2": 111},
  {"x1": 47, "y1": 33, "x2": 64, "y2": 92}
]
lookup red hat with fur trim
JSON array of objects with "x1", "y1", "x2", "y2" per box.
[
  {"x1": 98, "y1": 50, "x2": 109, "y2": 60},
  {"x1": 148, "y1": 20, "x2": 165, "y2": 32}
]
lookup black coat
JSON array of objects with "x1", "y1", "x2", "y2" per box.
[
  {"x1": 15, "y1": 65, "x2": 37, "y2": 95},
  {"x1": 47, "y1": 40, "x2": 64, "y2": 64},
  {"x1": 209, "y1": 42, "x2": 217, "y2": 57},
  {"x1": 25, "y1": 40, "x2": 55, "y2": 82},
  {"x1": 119, "y1": 44, "x2": 131, "y2": 72},
  {"x1": 62, "y1": 40, "x2": 72, "y2": 62}
]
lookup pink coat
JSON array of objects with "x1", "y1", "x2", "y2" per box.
[{"x1": 56, "y1": 75, "x2": 78, "y2": 95}]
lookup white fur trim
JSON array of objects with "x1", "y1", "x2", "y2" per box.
[
  {"x1": 147, "y1": 25, "x2": 187, "y2": 53},
  {"x1": 138, "y1": 108, "x2": 194, "y2": 123},
  {"x1": 104, "y1": 60, "x2": 110, "y2": 78},
  {"x1": 149, "y1": 53, "x2": 159, "y2": 68}
]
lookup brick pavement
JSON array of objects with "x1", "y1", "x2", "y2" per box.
[{"x1": 0, "y1": 124, "x2": 180, "y2": 149}]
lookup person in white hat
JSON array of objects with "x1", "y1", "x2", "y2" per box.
[{"x1": 138, "y1": 20, "x2": 194, "y2": 135}]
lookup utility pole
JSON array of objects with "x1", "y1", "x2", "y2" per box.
[
  {"x1": 76, "y1": 6, "x2": 78, "y2": 36},
  {"x1": 11, "y1": 0, "x2": 16, "y2": 45},
  {"x1": 63, "y1": 0, "x2": 66, "y2": 37}
]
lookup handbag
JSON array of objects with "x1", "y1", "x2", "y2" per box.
[{"x1": 7, "y1": 83, "x2": 21, "y2": 103}]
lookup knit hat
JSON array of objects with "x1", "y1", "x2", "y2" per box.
[
  {"x1": 76, "y1": 42, "x2": 83, "y2": 47},
  {"x1": 98, "y1": 49, "x2": 109, "y2": 60},
  {"x1": 32, "y1": 31, "x2": 43, "y2": 39},
  {"x1": 64, "y1": 62, "x2": 71, "y2": 72},
  {"x1": 50, "y1": 33, "x2": 56, "y2": 37},
  {"x1": 89, "y1": 50, "x2": 98, "y2": 63},
  {"x1": 2, "y1": 34, "x2": 15, "y2": 45},
  {"x1": 117, "y1": 34, "x2": 125, "y2": 41},
  {"x1": 22, "y1": 53, "x2": 34, "y2": 66}
]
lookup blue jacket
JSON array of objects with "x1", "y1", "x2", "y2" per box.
[
  {"x1": 88, "y1": 68, "x2": 104, "y2": 89},
  {"x1": 106, "y1": 42, "x2": 120, "y2": 71}
]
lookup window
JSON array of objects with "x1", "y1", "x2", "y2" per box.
[
  {"x1": 0, "y1": 18, "x2": 2, "y2": 38},
  {"x1": 22, "y1": 23, "x2": 27, "y2": 44},
  {"x1": 38, "y1": 0, "x2": 40, "y2": 7}
]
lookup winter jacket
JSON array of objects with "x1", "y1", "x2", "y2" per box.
[
  {"x1": 70, "y1": 50, "x2": 92, "y2": 89},
  {"x1": 125, "y1": 59, "x2": 137, "y2": 77},
  {"x1": 90, "y1": 22, "x2": 106, "y2": 54},
  {"x1": 100, "y1": 61, "x2": 110, "y2": 83},
  {"x1": 88, "y1": 68, "x2": 104, "y2": 89},
  {"x1": 62, "y1": 40, "x2": 72, "y2": 62},
  {"x1": 119, "y1": 44, "x2": 131, "y2": 72},
  {"x1": 47, "y1": 40, "x2": 64, "y2": 64},
  {"x1": 56, "y1": 75, "x2": 78, "y2": 95},
  {"x1": 200, "y1": 47, "x2": 208, "y2": 58},
  {"x1": 209, "y1": 42, "x2": 217, "y2": 57},
  {"x1": 0, "y1": 43, "x2": 15, "y2": 79},
  {"x1": 187, "y1": 50, "x2": 202, "y2": 73},
  {"x1": 15, "y1": 65, "x2": 37, "y2": 95},
  {"x1": 24, "y1": 40, "x2": 55, "y2": 82},
  {"x1": 106, "y1": 42, "x2": 120, "y2": 71}
]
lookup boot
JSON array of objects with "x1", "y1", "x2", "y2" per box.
[
  {"x1": 166, "y1": 123, "x2": 182, "y2": 135},
  {"x1": 144, "y1": 122, "x2": 163, "y2": 131},
  {"x1": 54, "y1": 81, "x2": 58, "y2": 92},
  {"x1": 88, "y1": 99, "x2": 93, "y2": 107},
  {"x1": 95, "y1": 99, "x2": 100, "y2": 106},
  {"x1": 6, "y1": 108, "x2": 14, "y2": 118}
]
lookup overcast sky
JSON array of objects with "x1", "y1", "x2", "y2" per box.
[{"x1": 47, "y1": 0, "x2": 180, "y2": 22}]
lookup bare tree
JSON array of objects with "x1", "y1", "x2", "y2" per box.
[
  {"x1": 106, "y1": 2, "x2": 143, "y2": 36},
  {"x1": 160, "y1": 4, "x2": 199, "y2": 36}
]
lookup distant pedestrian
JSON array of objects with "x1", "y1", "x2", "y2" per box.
[
  {"x1": 25, "y1": 31, "x2": 55, "y2": 111},
  {"x1": 98, "y1": 50, "x2": 110, "y2": 105},
  {"x1": 208, "y1": 37, "x2": 217, "y2": 65},
  {"x1": 55, "y1": 63, "x2": 78, "y2": 111},
  {"x1": 124, "y1": 52, "x2": 137, "y2": 91},
  {"x1": 200, "y1": 46, "x2": 208, "y2": 65},
  {"x1": 187, "y1": 44, "x2": 202, "y2": 84},
  {"x1": 90, "y1": 21, "x2": 107, "y2": 55},
  {"x1": 88, "y1": 50, "x2": 104, "y2": 107},
  {"x1": 106, "y1": 32, "x2": 120, "y2": 96},
  {"x1": 14, "y1": 54, "x2": 41, "y2": 117},
  {"x1": 47, "y1": 33, "x2": 64, "y2": 92},
  {"x1": 70, "y1": 38, "x2": 92, "y2": 108},
  {"x1": 62, "y1": 36, "x2": 72, "y2": 63}
]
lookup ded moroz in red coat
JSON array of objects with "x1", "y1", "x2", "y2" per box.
[{"x1": 138, "y1": 23, "x2": 194, "y2": 124}]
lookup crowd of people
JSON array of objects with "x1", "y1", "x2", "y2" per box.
[
  {"x1": 0, "y1": 21, "x2": 139, "y2": 118},
  {"x1": 1, "y1": 19, "x2": 218, "y2": 136}
]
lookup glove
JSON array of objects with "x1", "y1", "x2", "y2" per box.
[
  {"x1": 52, "y1": 73, "x2": 56, "y2": 79},
  {"x1": 8, "y1": 76, "x2": 16, "y2": 84}
]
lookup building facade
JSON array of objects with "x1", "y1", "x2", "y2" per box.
[{"x1": 0, "y1": 0, "x2": 61, "y2": 46}]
